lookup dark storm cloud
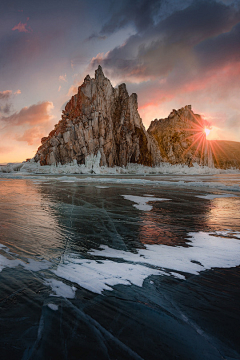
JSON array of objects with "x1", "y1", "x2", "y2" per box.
[
  {"x1": 90, "y1": 0, "x2": 240, "y2": 80},
  {"x1": 195, "y1": 21, "x2": 240, "y2": 70},
  {"x1": 85, "y1": 34, "x2": 107, "y2": 42},
  {"x1": 100, "y1": 0, "x2": 162, "y2": 35}
]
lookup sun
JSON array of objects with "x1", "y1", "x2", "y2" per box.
[{"x1": 204, "y1": 127, "x2": 211, "y2": 137}]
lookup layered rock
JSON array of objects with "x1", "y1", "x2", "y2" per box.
[
  {"x1": 34, "y1": 66, "x2": 161, "y2": 167},
  {"x1": 148, "y1": 105, "x2": 213, "y2": 167}
]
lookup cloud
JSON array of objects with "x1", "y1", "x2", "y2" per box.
[
  {"x1": 0, "y1": 103, "x2": 12, "y2": 114},
  {"x1": 12, "y1": 20, "x2": 31, "y2": 33},
  {"x1": 0, "y1": 101, "x2": 55, "y2": 149},
  {"x1": 87, "y1": 0, "x2": 240, "y2": 140},
  {"x1": 0, "y1": 90, "x2": 12, "y2": 101},
  {"x1": 0, "y1": 146, "x2": 12, "y2": 154},
  {"x1": 90, "y1": 1, "x2": 240, "y2": 82},
  {"x1": 0, "y1": 89, "x2": 21, "y2": 115},
  {"x1": 85, "y1": 33, "x2": 107, "y2": 42},
  {"x1": 58, "y1": 85, "x2": 62, "y2": 92},
  {"x1": 16, "y1": 127, "x2": 45, "y2": 146},
  {"x1": 1, "y1": 101, "x2": 54, "y2": 126},
  {"x1": 195, "y1": 21, "x2": 240, "y2": 71},
  {"x1": 99, "y1": 0, "x2": 162, "y2": 35},
  {"x1": 59, "y1": 74, "x2": 67, "y2": 82}
]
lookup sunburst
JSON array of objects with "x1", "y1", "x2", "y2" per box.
[
  {"x1": 204, "y1": 127, "x2": 211, "y2": 137},
  {"x1": 176, "y1": 112, "x2": 212, "y2": 166}
]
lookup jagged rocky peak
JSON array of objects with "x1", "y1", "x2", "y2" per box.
[
  {"x1": 148, "y1": 105, "x2": 213, "y2": 167},
  {"x1": 34, "y1": 65, "x2": 161, "y2": 167}
]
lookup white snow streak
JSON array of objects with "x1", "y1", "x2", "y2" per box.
[{"x1": 122, "y1": 195, "x2": 170, "y2": 211}]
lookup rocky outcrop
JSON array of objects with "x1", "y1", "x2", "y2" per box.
[
  {"x1": 34, "y1": 66, "x2": 161, "y2": 167},
  {"x1": 148, "y1": 105, "x2": 213, "y2": 167},
  {"x1": 34, "y1": 66, "x2": 239, "y2": 170}
]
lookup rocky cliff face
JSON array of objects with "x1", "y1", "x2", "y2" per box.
[
  {"x1": 34, "y1": 66, "x2": 161, "y2": 167},
  {"x1": 148, "y1": 106, "x2": 213, "y2": 167}
]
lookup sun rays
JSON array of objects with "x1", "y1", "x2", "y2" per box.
[
  {"x1": 176, "y1": 111, "x2": 239, "y2": 169},
  {"x1": 204, "y1": 127, "x2": 211, "y2": 137},
  {"x1": 175, "y1": 112, "x2": 213, "y2": 166}
]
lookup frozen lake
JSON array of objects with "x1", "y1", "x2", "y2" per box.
[{"x1": 0, "y1": 173, "x2": 240, "y2": 359}]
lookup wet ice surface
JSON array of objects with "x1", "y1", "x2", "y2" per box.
[{"x1": 0, "y1": 174, "x2": 240, "y2": 360}]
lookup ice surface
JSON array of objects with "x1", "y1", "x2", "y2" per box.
[
  {"x1": 52, "y1": 231, "x2": 240, "y2": 294},
  {"x1": 3, "y1": 173, "x2": 239, "y2": 193},
  {"x1": 122, "y1": 195, "x2": 170, "y2": 211}
]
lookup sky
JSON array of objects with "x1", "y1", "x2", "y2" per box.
[{"x1": 0, "y1": 0, "x2": 240, "y2": 163}]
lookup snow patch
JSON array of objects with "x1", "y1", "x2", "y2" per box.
[
  {"x1": 52, "y1": 231, "x2": 240, "y2": 294},
  {"x1": 122, "y1": 195, "x2": 170, "y2": 211},
  {"x1": 47, "y1": 303, "x2": 59, "y2": 311},
  {"x1": 210, "y1": 230, "x2": 240, "y2": 239},
  {"x1": 0, "y1": 249, "x2": 50, "y2": 273},
  {"x1": 44, "y1": 278, "x2": 76, "y2": 298},
  {"x1": 53, "y1": 259, "x2": 164, "y2": 295},
  {"x1": 196, "y1": 194, "x2": 236, "y2": 200}
]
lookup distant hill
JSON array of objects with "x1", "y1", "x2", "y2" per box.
[{"x1": 208, "y1": 140, "x2": 240, "y2": 169}]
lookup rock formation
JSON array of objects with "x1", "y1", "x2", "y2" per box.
[
  {"x1": 148, "y1": 105, "x2": 213, "y2": 167},
  {"x1": 34, "y1": 66, "x2": 161, "y2": 167},
  {"x1": 35, "y1": 66, "x2": 235, "y2": 170}
]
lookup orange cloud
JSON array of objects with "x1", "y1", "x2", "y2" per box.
[
  {"x1": 0, "y1": 90, "x2": 12, "y2": 100},
  {"x1": 1, "y1": 101, "x2": 54, "y2": 126},
  {"x1": 12, "y1": 19, "x2": 31, "y2": 33},
  {"x1": 59, "y1": 74, "x2": 67, "y2": 82},
  {"x1": 67, "y1": 84, "x2": 78, "y2": 97},
  {"x1": 16, "y1": 127, "x2": 45, "y2": 146},
  {"x1": 0, "y1": 146, "x2": 12, "y2": 154}
]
